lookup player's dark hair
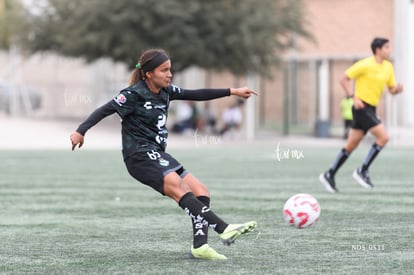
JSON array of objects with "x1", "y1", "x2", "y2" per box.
[
  {"x1": 371, "y1": 37, "x2": 389, "y2": 55},
  {"x1": 129, "y1": 49, "x2": 170, "y2": 86}
]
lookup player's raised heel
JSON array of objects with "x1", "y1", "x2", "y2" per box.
[
  {"x1": 190, "y1": 244, "x2": 227, "y2": 260},
  {"x1": 219, "y1": 221, "x2": 257, "y2": 246}
]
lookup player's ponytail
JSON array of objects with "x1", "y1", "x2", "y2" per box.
[
  {"x1": 128, "y1": 49, "x2": 170, "y2": 86},
  {"x1": 128, "y1": 66, "x2": 142, "y2": 86}
]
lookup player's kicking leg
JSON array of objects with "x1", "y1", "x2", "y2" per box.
[{"x1": 219, "y1": 221, "x2": 257, "y2": 246}]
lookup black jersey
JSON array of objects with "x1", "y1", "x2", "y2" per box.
[{"x1": 76, "y1": 80, "x2": 230, "y2": 159}]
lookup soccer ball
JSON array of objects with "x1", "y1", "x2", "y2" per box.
[{"x1": 283, "y1": 193, "x2": 320, "y2": 228}]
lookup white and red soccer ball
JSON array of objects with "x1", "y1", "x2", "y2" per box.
[{"x1": 283, "y1": 193, "x2": 320, "y2": 228}]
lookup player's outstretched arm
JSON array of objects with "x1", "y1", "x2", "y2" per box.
[{"x1": 70, "y1": 131, "x2": 84, "y2": 151}]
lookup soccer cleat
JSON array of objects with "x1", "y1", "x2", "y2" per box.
[
  {"x1": 319, "y1": 172, "x2": 338, "y2": 193},
  {"x1": 353, "y1": 168, "x2": 374, "y2": 189},
  {"x1": 219, "y1": 221, "x2": 257, "y2": 246},
  {"x1": 190, "y1": 244, "x2": 227, "y2": 260}
]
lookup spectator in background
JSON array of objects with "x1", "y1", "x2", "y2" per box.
[
  {"x1": 198, "y1": 101, "x2": 217, "y2": 134},
  {"x1": 341, "y1": 95, "x2": 353, "y2": 139},
  {"x1": 172, "y1": 101, "x2": 199, "y2": 134},
  {"x1": 219, "y1": 99, "x2": 244, "y2": 136}
]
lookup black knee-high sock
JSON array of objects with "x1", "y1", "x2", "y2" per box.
[
  {"x1": 179, "y1": 192, "x2": 228, "y2": 235},
  {"x1": 361, "y1": 143, "x2": 383, "y2": 172},
  {"x1": 329, "y1": 148, "x2": 351, "y2": 176},
  {"x1": 191, "y1": 196, "x2": 210, "y2": 248}
]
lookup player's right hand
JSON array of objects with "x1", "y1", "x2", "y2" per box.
[
  {"x1": 230, "y1": 87, "x2": 259, "y2": 98},
  {"x1": 70, "y1": 132, "x2": 84, "y2": 151},
  {"x1": 353, "y1": 96, "x2": 365, "y2": 109}
]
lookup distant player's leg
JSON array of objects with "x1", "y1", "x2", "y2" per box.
[
  {"x1": 353, "y1": 123, "x2": 389, "y2": 188},
  {"x1": 319, "y1": 128, "x2": 364, "y2": 193}
]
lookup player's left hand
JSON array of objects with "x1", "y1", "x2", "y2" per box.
[
  {"x1": 230, "y1": 87, "x2": 259, "y2": 99},
  {"x1": 70, "y1": 131, "x2": 84, "y2": 151}
]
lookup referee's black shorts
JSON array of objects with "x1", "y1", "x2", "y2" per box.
[
  {"x1": 351, "y1": 103, "x2": 381, "y2": 134},
  {"x1": 124, "y1": 150, "x2": 188, "y2": 195}
]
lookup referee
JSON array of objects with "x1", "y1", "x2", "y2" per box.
[
  {"x1": 319, "y1": 38, "x2": 404, "y2": 193},
  {"x1": 70, "y1": 49, "x2": 257, "y2": 260}
]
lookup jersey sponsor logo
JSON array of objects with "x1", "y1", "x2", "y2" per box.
[
  {"x1": 155, "y1": 135, "x2": 167, "y2": 145},
  {"x1": 144, "y1": 102, "x2": 166, "y2": 110},
  {"x1": 114, "y1": 94, "x2": 127, "y2": 106},
  {"x1": 154, "y1": 105, "x2": 166, "y2": 109},
  {"x1": 156, "y1": 114, "x2": 166, "y2": 130},
  {"x1": 144, "y1": 101, "x2": 153, "y2": 110}
]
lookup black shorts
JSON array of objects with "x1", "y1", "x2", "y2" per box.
[
  {"x1": 351, "y1": 103, "x2": 381, "y2": 134},
  {"x1": 124, "y1": 150, "x2": 188, "y2": 195}
]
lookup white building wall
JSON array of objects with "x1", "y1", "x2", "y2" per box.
[{"x1": 394, "y1": 0, "x2": 414, "y2": 126}]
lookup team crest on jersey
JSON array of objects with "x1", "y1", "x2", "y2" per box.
[
  {"x1": 159, "y1": 158, "x2": 170, "y2": 167},
  {"x1": 114, "y1": 94, "x2": 127, "y2": 105}
]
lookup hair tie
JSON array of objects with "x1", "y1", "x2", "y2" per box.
[{"x1": 135, "y1": 63, "x2": 141, "y2": 69}]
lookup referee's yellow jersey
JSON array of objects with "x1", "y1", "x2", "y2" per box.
[{"x1": 346, "y1": 56, "x2": 396, "y2": 106}]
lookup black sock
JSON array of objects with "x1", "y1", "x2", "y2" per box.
[
  {"x1": 178, "y1": 192, "x2": 228, "y2": 235},
  {"x1": 329, "y1": 148, "x2": 351, "y2": 176},
  {"x1": 361, "y1": 143, "x2": 383, "y2": 172},
  {"x1": 191, "y1": 196, "x2": 210, "y2": 248}
]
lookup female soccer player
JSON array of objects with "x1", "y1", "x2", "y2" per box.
[
  {"x1": 70, "y1": 49, "x2": 258, "y2": 260},
  {"x1": 319, "y1": 37, "x2": 404, "y2": 193}
]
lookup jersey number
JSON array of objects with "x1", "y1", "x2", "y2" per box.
[{"x1": 147, "y1": 150, "x2": 161, "y2": 160}]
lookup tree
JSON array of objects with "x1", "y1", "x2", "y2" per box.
[
  {"x1": 25, "y1": 0, "x2": 311, "y2": 76},
  {"x1": 0, "y1": 0, "x2": 29, "y2": 49}
]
